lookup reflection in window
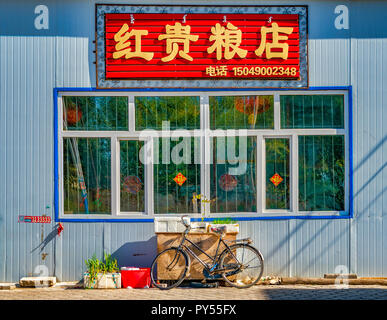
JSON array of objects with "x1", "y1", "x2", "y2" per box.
[
  {"x1": 266, "y1": 138, "x2": 290, "y2": 210},
  {"x1": 299, "y1": 135, "x2": 345, "y2": 211},
  {"x1": 210, "y1": 96, "x2": 274, "y2": 130},
  {"x1": 63, "y1": 96, "x2": 128, "y2": 131},
  {"x1": 120, "y1": 140, "x2": 144, "y2": 212},
  {"x1": 281, "y1": 95, "x2": 344, "y2": 129},
  {"x1": 63, "y1": 138, "x2": 111, "y2": 214},
  {"x1": 210, "y1": 136, "x2": 257, "y2": 213},
  {"x1": 154, "y1": 137, "x2": 201, "y2": 214},
  {"x1": 135, "y1": 96, "x2": 200, "y2": 130}
]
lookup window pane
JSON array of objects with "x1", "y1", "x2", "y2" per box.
[
  {"x1": 63, "y1": 96, "x2": 128, "y2": 130},
  {"x1": 154, "y1": 137, "x2": 200, "y2": 214},
  {"x1": 281, "y1": 95, "x2": 344, "y2": 129},
  {"x1": 299, "y1": 135, "x2": 345, "y2": 211},
  {"x1": 210, "y1": 136, "x2": 256, "y2": 213},
  {"x1": 210, "y1": 96, "x2": 274, "y2": 129},
  {"x1": 63, "y1": 138, "x2": 111, "y2": 214},
  {"x1": 266, "y1": 138, "x2": 290, "y2": 209},
  {"x1": 120, "y1": 140, "x2": 144, "y2": 212},
  {"x1": 135, "y1": 96, "x2": 200, "y2": 130}
]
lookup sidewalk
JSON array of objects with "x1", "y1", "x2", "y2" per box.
[{"x1": 0, "y1": 284, "x2": 387, "y2": 300}]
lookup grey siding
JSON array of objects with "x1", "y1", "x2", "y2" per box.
[{"x1": 1, "y1": 0, "x2": 387, "y2": 281}]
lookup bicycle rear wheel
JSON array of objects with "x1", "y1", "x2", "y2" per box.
[
  {"x1": 150, "y1": 247, "x2": 189, "y2": 290},
  {"x1": 219, "y1": 244, "x2": 264, "y2": 288}
]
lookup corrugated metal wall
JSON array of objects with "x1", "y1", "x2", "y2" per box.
[{"x1": 0, "y1": 0, "x2": 386, "y2": 282}]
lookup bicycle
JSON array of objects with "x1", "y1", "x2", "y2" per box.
[{"x1": 150, "y1": 215, "x2": 264, "y2": 290}]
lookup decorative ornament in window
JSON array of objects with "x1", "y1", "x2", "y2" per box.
[
  {"x1": 234, "y1": 96, "x2": 272, "y2": 126},
  {"x1": 64, "y1": 102, "x2": 83, "y2": 126},
  {"x1": 218, "y1": 173, "x2": 238, "y2": 192},
  {"x1": 174, "y1": 173, "x2": 187, "y2": 187},
  {"x1": 123, "y1": 176, "x2": 143, "y2": 194},
  {"x1": 270, "y1": 173, "x2": 283, "y2": 187}
]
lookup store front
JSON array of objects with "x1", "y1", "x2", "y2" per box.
[{"x1": 3, "y1": 1, "x2": 387, "y2": 283}]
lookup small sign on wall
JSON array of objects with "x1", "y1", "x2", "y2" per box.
[{"x1": 18, "y1": 216, "x2": 51, "y2": 223}]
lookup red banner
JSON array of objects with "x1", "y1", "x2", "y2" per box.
[{"x1": 105, "y1": 13, "x2": 300, "y2": 80}]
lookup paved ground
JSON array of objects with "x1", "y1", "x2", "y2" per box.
[{"x1": 0, "y1": 285, "x2": 387, "y2": 300}]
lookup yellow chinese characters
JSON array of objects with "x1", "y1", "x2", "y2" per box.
[
  {"x1": 111, "y1": 20, "x2": 294, "y2": 65},
  {"x1": 255, "y1": 22, "x2": 293, "y2": 60},
  {"x1": 113, "y1": 23, "x2": 154, "y2": 61},
  {"x1": 206, "y1": 65, "x2": 228, "y2": 77},
  {"x1": 158, "y1": 22, "x2": 199, "y2": 62},
  {"x1": 207, "y1": 23, "x2": 248, "y2": 60}
]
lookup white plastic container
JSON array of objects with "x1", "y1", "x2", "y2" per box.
[
  {"x1": 83, "y1": 272, "x2": 121, "y2": 289},
  {"x1": 154, "y1": 216, "x2": 190, "y2": 233}
]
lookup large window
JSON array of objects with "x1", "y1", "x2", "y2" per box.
[{"x1": 58, "y1": 91, "x2": 349, "y2": 219}]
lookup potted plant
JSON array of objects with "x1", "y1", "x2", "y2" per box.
[
  {"x1": 206, "y1": 218, "x2": 240, "y2": 234},
  {"x1": 84, "y1": 253, "x2": 121, "y2": 289}
]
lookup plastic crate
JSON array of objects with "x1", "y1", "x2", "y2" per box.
[{"x1": 120, "y1": 267, "x2": 151, "y2": 289}]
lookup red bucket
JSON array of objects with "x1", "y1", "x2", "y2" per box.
[{"x1": 120, "y1": 267, "x2": 151, "y2": 289}]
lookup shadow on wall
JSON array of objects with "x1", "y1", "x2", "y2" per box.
[{"x1": 110, "y1": 236, "x2": 157, "y2": 269}]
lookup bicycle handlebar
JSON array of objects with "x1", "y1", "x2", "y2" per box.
[{"x1": 181, "y1": 215, "x2": 190, "y2": 228}]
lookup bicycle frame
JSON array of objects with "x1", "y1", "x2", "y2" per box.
[{"x1": 175, "y1": 227, "x2": 239, "y2": 274}]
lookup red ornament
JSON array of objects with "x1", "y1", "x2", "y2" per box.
[
  {"x1": 64, "y1": 103, "x2": 82, "y2": 126},
  {"x1": 234, "y1": 96, "x2": 271, "y2": 115},
  {"x1": 123, "y1": 176, "x2": 143, "y2": 194},
  {"x1": 57, "y1": 223, "x2": 64, "y2": 236},
  {"x1": 219, "y1": 174, "x2": 238, "y2": 191},
  {"x1": 270, "y1": 173, "x2": 283, "y2": 187},
  {"x1": 173, "y1": 173, "x2": 187, "y2": 186}
]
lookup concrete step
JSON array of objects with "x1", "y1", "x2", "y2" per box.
[
  {"x1": 0, "y1": 283, "x2": 16, "y2": 290},
  {"x1": 19, "y1": 277, "x2": 56, "y2": 288}
]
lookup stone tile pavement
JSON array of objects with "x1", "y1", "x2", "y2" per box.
[{"x1": 0, "y1": 285, "x2": 387, "y2": 300}]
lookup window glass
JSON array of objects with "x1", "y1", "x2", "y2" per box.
[
  {"x1": 281, "y1": 95, "x2": 344, "y2": 129},
  {"x1": 298, "y1": 135, "x2": 345, "y2": 211},
  {"x1": 120, "y1": 140, "x2": 145, "y2": 212},
  {"x1": 63, "y1": 96, "x2": 128, "y2": 130},
  {"x1": 135, "y1": 96, "x2": 200, "y2": 130},
  {"x1": 210, "y1": 96, "x2": 274, "y2": 130},
  {"x1": 154, "y1": 137, "x2": 201, "y2": 214},
  {"x1": 266, "y1": 138, "x2": 290, "y2": 210},
  {"x1": 63, "y1": 138, "x2": 111, "y2": 214},
  {"x1": 210, "y1": 136, "x2": 257, "y2": 213}
]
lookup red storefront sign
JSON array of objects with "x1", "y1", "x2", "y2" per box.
[{"x1": 105, "y1": 13, "x2": 300, "y2": 80}]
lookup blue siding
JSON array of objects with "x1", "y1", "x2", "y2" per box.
[{"x1": 0, "y1": 0, "x2": 387, "y2": 281}]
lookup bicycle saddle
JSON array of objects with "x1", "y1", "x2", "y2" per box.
[{"x1": 209, "y1": 225, "x2": 227, "y2": 235}]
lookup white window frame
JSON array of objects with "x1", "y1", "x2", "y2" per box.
[{"x1": 57, "y1": 90, "x2": 349, "y2": 220}]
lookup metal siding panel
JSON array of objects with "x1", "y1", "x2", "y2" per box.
[
  {"x1": 351, "y1": 35, "x2": 387, "y2": 276},
  {"x1": 0, "y1": 35, "x2": 55, "y2": 282},
  {"x1": 108, "y1": 223, "x2": 156, "y2": 271},
  {"x1": 309, "y1": 39, "x2": 350, "y2": 87},
  {"x1": 290, "y1": 220, "x2": 349, "y2": 277},
  {"x1": 56, "y1": 37, "x2": 91, "y2": 88},
  {"x1": 239, "y1": 221, "x2": 289, "y2": 277},
  {"x1": 54, "y1": 222, "x2": 155, "y2": 281}
]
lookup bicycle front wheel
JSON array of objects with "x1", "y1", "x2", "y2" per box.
[
  {"x1": 150, "y1": 247, "x2": 189, "y2": 290},
  {"x1": 219, "y1": 244, "x2": 264, "y2": 288}
]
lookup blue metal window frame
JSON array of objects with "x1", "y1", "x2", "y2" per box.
[{"x1": 54, "y1": 86, "x2": 353, "y2": 222}]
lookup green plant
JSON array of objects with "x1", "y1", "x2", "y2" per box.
[
  {"x1": 85, "y1": 254, "x2": 102, "y2": 285},
  {"x1": 85, "y1": 252, "x2": 118, "y2": 286},
  {"x1": 102, "y1": 252, "x2": 119, "y2": 273},
  {"x1": 211, "y1": 218, "x2": 238, "y2": 224}
]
